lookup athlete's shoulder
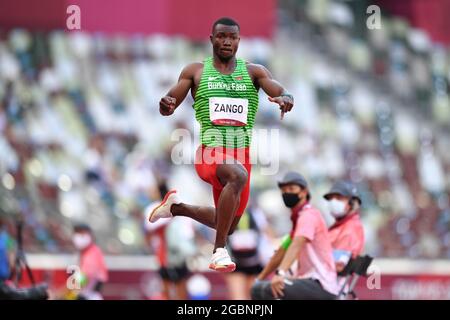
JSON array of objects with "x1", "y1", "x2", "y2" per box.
[
  {"x1": 182, "y1": 62, "x2": 204, "y2": 73},
  {"x1": 179, "y1": 62, "x2": 204, "y2": 80},
  {"x1": 245, "y1": 62, "x2": 271, "y2": 77},
  {"x1": 245, "y1": 61, "x2": 262, "y2": 66},
  {"x1": 245, "y1": 62, "x2": 264, "y2": 70}
]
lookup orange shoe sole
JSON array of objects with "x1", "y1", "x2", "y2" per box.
[
  {"x1": 208, "y1": 262, "x2": 236, "y2": 273},
  {"x1": 148, "y1": 190, "x2": 177, "y2": 222}
]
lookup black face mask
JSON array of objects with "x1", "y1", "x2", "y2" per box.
[{"x1": 282, "y1": 193, "x2": 301, "y2": 208}]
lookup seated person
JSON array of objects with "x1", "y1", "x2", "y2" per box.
[
  {"x1": 324, "y1": 181, "x2": 365, "y2": 273},
  {"x1": 251, "y1": 172, "x2": 338, "y2": 300}
]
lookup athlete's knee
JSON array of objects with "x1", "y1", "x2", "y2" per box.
[
  {"x1": 229, "y1": 168, "x2": 248, "y2": 190},
  {"x1": 217, "y1": 165, "x2": 248, "y2": 191}
]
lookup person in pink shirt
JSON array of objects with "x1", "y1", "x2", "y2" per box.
[
  {"x1": 324, "y1": 181, "x2": 365, "y2": 273},
  {"x1": 251, "y1": 172, "x2": 338, "y2": 300},
  {"x1": 72, "y1": 223, "x2": 109, "y2": 300}
]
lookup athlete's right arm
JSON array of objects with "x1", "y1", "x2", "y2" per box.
[
  {"x1": 256, "y1": 246, "x2": 287, "y2": 280},
  {"x1": 159, "y1": 63, "x2": 201, "y2": 116}
]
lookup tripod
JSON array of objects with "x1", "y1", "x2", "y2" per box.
[{"x1": 10, "y1": 221, "x2": 35, "y2": 286}]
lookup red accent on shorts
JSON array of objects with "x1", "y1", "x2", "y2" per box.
[{"x1": 194, "y1": 145, "x2": 251, "y2": 217}]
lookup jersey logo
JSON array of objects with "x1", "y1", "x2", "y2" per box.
[
  {"x1": 235, "y1": 76, "x2": 243, "y2": 81},
  {"x1": 208, "y1": 76, "x2": 219, "y2": 81}
]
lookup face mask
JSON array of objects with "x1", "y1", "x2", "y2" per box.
[
  {"x1": 73, "y1": 234, "x2": 92, "y2": 250},
  {"x1": 282, "y1": 193, "x2": 301, "y2": 208},
  {"x1": 328, "y1": 199, "x2": 348, "y2": 218}
]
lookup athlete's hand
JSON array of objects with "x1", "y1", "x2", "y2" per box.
[
  {"x1": 270, "y1": 275, "x2": 285, "y2": 298},
  {"x1": 268, "y1": 95, "x2": 294, "y2": 120},
  {"x1": 159, "y1": 96, "x2": 177, "y2": 116}
]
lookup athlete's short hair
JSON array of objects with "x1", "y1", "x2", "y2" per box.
[{"x1": 212, "y1": 17, "x2": 240, "y2": 33}]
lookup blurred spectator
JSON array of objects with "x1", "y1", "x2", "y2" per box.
[
  {"x1": 225, "y1": 205, "x2": 273, "y2": 300},
  {"x1": 0, "y1": 217, "x2": 48, "y2": 300},
  {"x1": 324, "y1": 181, "x2": 365, "y2": 272},
  {"x1": 71, "y1": 223, "x2": 108, "y2": 300},
  {"x1": 0, "y1": 217, "x2": 14, "y2": 281},
  {"x1": 143, "y1": 199, "x2": 195, "y2": 300}
]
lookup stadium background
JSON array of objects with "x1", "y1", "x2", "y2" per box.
[{"x1": 0, "y1": 0, "x2": 449, "y2": 299}]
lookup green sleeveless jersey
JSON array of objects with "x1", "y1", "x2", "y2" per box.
[{"x1": 193, "y1": 57, "x2": 259, "y2": 148}]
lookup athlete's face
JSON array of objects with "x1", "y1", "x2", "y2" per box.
[{"x1": 210, "y1": 24, "x2": 240, "y2": 60}]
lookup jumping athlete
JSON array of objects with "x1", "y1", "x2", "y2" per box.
[{"x1": 148, "y1": 17, "x2": 294, "y2": 272}]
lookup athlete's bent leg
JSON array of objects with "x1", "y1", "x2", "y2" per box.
[
  {"x1": 171, "y1": 204, "x2": 216, "y2": 229},
  {"x1": 214, "y1": 163, "x2": 248, "y2": 251},
  {"x1": 171, "y1": 203, "x2": 242, "y2": 234}
]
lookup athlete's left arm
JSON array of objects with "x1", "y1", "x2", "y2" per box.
[{"x1": 248, "y1": 63, "x2": 294, "y2": 119}]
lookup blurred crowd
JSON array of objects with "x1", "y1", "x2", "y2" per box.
[{"x1": 0, "y1": 0, "x2": 449, "y2": 262}]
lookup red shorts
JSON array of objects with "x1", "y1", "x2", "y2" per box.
[{"x1": 194, "y1": 145, "x2": 251, "y2": 217}]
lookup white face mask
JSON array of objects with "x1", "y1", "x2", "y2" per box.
[
  {"x1": 73, "y1": 234, "x2": 92, "y2": 250},
  {"x1": 328, "y1": 199, "x2": 348, "y2": 218}
]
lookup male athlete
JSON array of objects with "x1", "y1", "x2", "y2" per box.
[{"x1": 149, "y1": 17, "x2": 294, "y2": 272}]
